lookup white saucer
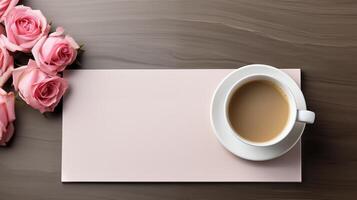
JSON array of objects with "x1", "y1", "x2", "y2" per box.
[{"x1": 210, "y1": 65, "x2": 306, "y2": 161}]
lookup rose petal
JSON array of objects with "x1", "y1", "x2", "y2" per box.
[
  {"x1": 0, "y1": 65, "x2": 13, "y2": 87},
  {"x1": 0, "y1": 0, "x2": 19, "y2": 22},
  {"x1": 1, "y1": 34, "x2": 24, "y2": 52},
  {"x1": 65, "y1": 35, "x2": 80, "y2": 49},
  {"x1": 50, "y1": 27, "x2": 65, "y2": 37},
  {"x1": 0, "y1": 88, "x2": 15, "y2": 146},
  {"x1": 12, "y1": 65, "x2": 28, "y2": 90}
]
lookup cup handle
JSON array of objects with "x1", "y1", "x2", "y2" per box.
[{"x1": 297, "y1": 110, "x2": 315, "y2": 124}]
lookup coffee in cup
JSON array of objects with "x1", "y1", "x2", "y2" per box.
[{"x1": 228, "y1": 80, "x2": 289, "y2": 143}]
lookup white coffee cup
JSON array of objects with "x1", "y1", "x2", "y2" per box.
[{"x1": 223, "y1": 68, "x2": 315, "y2": 147}]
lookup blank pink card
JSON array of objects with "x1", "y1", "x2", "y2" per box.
[{"x1": 62, "y1": 69, "x2": 301, "y2": 182}]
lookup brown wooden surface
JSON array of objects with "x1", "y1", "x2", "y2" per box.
[{"x1": 1, "y1": 0, "x2": 357, "y2": 199}]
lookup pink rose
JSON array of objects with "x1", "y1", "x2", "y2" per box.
[
  {"x1": 12, "y1": 60, "x2": 68, "y2": 113},
  {"x1": 0, "y1": 0, "x2": 18, "y2": 21},
  {"x1": 0, "y1": 38, "x2": 13, "y2": 87},
  {"x1": 0, "y1": 88, "x2": 15, "y2": 146},
  {"x1": 32, "y1": 27, "x2": 79, "y2": 75},
  {"x1": 1, "y1": 5, "x2": 50, "y2": 52}
]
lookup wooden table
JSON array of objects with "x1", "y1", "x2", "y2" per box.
[{"x1": 1, "y1": 0, "x2": 356, "y2": 199}]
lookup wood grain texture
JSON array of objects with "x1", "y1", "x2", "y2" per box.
[{"x1": 1, "y1": 0, "x2": 357, "y2": 199}]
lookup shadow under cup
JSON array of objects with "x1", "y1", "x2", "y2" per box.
[{"x1": 224, "y1": 75, "x2": 298, "y2": 147}]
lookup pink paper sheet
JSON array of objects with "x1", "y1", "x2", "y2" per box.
[{"x1": 62, "y1": 69, "x2": 301, "y2": 182}]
